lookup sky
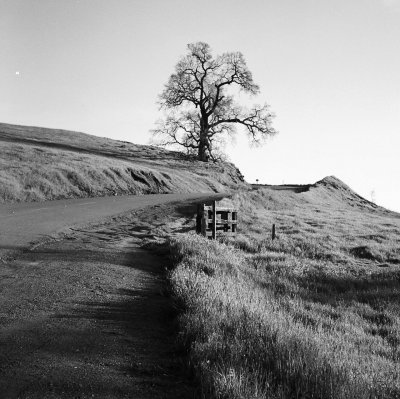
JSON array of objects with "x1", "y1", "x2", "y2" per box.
[{"x1": 1, "y1": 0, "x2": 399, "y2": 211}]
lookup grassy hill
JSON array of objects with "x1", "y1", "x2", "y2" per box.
[
  {"x1": 0, "y1": 122, "x2": 245, "y2": 203},
  {"x1": 167, "y1": 177, "x2": 400, "y2": 399},
  {"x1": 3, "y1": 121, "x2": 399, "y2": 397}
]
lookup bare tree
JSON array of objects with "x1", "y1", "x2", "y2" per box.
[{"x1": 152, "y1": 42, "x2": 277, "y2": 161}]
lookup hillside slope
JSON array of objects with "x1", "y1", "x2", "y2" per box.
[
  {"x1": 0, "y1": 122, "x2": 245, "y2": 203},
  {"x1": 166, "y1": 176, "x2": 400, "y2": 399}
]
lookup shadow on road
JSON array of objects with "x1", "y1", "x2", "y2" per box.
[{"x1": 0, "y1": 238, "x2": 195, "y2": 398}]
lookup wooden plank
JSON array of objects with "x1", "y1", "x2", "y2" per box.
[
  {"x1": 205, "y1": 224, "x2": 237, "y2": 229},
  {"x1": 203, "y1": 206, "x2": 237, "y2": 212},
  {"x1": 205, "y1": 219, "x2": 237, "y2": 224}
]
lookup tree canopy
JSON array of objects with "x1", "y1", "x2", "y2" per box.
[{"x1": 152, "y1": 42, "x2": 277, "y2": 161}]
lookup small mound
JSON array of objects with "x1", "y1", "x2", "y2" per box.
[
  {"x1": 312, "y1": 175, "x2": 380, "y2": 212},
  {"x1": 315, "y1": 176, "x2": 353, "y2": 191}
]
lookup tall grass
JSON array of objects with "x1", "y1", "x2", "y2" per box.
[{"x1": 168, "y1": 186, "x2": 400, "y2": 398}]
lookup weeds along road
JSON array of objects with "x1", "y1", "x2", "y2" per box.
[
  {"x1": 0, "y1": 192, "x2": 226, "y2": 250},
  {"x1": 0, "y1": 192, "x2": 226, "y2": 398}
]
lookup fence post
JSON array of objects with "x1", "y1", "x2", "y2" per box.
[
  {"x1": 212, "y1": 200, "x2": 217, "y2": 240},
  {"x1": 272, "y1": 224, "x2": 276, "y2": 240}
]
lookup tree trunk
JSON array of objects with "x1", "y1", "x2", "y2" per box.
[
  {"x1": 198, "y1": 116, "x2": 209, "y2": 162},
  {"x1": 198, "y1": 137, "x2": 207, "y2": 161}
]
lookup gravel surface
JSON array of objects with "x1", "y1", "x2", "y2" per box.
[{"x1": 0, "y1": 198, "x2": 215, "y2": 398}]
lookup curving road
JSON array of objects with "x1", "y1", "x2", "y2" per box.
[
  {"x1": 0, "y1": 192, "x2": 226, "y2": 249},
  {"x1": 0, "y1": 192, "x2": 229, "y2": 398}
]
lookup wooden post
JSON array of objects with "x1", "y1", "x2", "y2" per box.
[
  {"x1": 212, "y1": 200, "x2": 216, "y2": 240},
  {"x1": 272, "y1": 224, "x2": 276, "y2": 240},
  {"x1": 232, "y1": 211, "x2": 237, "y2": 233}
]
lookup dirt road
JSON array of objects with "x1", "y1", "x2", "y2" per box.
[
  {"x1": 0, "y1": 194, "x2": 224, "y2": 398},
  {"x1": 0, "y1": 193, "x2": 225, "y2": 250}
]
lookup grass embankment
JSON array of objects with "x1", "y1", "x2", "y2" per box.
[
  {"x1": 168, "y1": 178, "x2": 400, "y2": 398},
  {"x1": 0, "y1": 122, "x2": 244, "y2": 203}
]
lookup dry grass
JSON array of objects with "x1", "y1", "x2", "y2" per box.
[
  {"x1": 0, "y1": 122, "x2": 245, "y2": 203},
  {"x1": 168, "y1": 179, "x2": 400, "y2": 398}
]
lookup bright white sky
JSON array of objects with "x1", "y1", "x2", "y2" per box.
[{"x1": 1, "y1": 0, "x2": 399, "y2": 211}]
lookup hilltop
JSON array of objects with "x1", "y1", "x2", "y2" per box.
[{"x1": 0, "y1": 122, "x2": 245, "y2": 203}]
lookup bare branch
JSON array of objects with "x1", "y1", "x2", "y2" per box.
[{"x1": 210, "y1": 104, "x2": 276, "y2": 144}]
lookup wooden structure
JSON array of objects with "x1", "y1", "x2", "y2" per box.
[{"x1": 196, "y1": 201, "x2": 237, "y2": 239}]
